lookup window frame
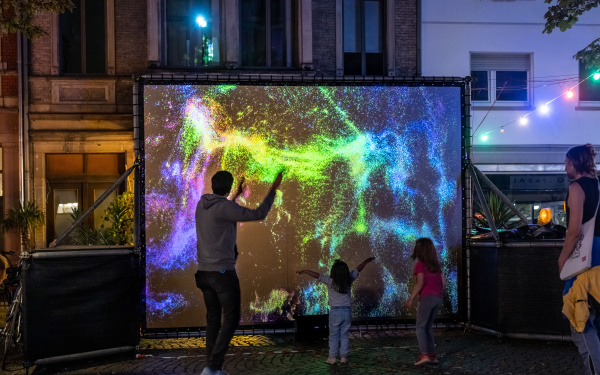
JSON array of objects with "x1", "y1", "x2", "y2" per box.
[
  {"x1": 342, "y1": 0, "x2": 384, "y2": 76},
  {"x1": 578, "y1": 60, "x2": 600, "y2": 105},
  {"x1": 470, "y1": 52, "x2": 533, "y2": 108},
  {"x1": 239, "y1": 0, "x2": 293, "y2": 69},
  {"x1": 59, "y1": 0, "x2": 109, "y2": 75},
  {"x1": 163, "y1": 0, "x2": 218, "y2": 68}
]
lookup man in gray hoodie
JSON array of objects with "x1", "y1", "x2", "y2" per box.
[{"x1": 195, "y1": 170, "x2": 283, "y2": 375}]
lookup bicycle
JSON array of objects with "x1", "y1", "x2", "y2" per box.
[{"x1": 1, "y1": 251, "x2": 24, "y2": 371}]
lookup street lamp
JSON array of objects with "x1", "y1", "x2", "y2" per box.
[{"x1": 196, "y1": 15, "x2": 207, "y2": 28}]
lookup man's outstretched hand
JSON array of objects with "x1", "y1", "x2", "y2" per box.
[
  {"x1": 233, "y1": 177, "x2": 245, "y2": 200},
  {"x1": 271, "y1": 171, "x2": 283, "y2": 192}
]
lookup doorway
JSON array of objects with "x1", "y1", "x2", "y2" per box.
[{"x1": 46, "y1": 153, "x2": 125, "y2": 245}]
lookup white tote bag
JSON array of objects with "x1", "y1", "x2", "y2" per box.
[{"x1": 560, "y1": 181, "x2": 600, "y2": 280}]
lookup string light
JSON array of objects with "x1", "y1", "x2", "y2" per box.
[{"x1": 473, "y1": 71, "x2": 598, "y2": 141}]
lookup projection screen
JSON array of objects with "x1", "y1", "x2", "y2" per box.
[{"x1": 140, "y1": 79, "x2": 466, "y2": 330}]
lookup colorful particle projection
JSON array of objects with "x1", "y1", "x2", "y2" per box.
[{"x1": 143, "y1": 84, "x2": 463, "y2": 329}]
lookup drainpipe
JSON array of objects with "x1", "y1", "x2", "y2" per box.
[
  {"x1": 416, "y1": 0, "x2": 421, "y2": 76},
  {"x1": 17, "y1": 32, "x2": 29, "y2": 203}
]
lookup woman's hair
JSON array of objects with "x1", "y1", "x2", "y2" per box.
[
  {"x1": 566, "y1": 144, "x2": 597, "y2": 175},
  {"x1": 330, "y1": 260, "x2": 351, "y2": 294},
  {"x1": 410, "y1": 237, "x2": 441, "y2": 273}
]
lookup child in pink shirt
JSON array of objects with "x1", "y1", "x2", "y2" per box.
[{"x1": 405, "y1": 238, "x2": 446, "y2": 366}]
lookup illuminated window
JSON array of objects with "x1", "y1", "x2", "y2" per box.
[
  {"x1": 240, "y1": 0, "x2": 292, "y2": 68},
  {"x1": 165, "y1": 0, "x2": 215, "y2": 67},
  {"x1": 579, "y1": 61, "x2": 600, "y2": 102},
  {"x1": 60, "y1": 0, "x2": 106, "y2": 74},
  {"x1": 471, "y1": 53, "x2": 532, "y2": 106},
  {"x1": 343, "y1": 0, "x2": 383, "y2": 76}
]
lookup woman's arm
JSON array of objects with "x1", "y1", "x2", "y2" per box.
[
  {"x1": 296, "y1": 270, "x2": 319, "y2": 279},
  {"x1": 405, "y1": 273, "x2": 424, "y2": 309},
  {"x1": 559, "y1": 183, "x2": 585, "y2": 272}
]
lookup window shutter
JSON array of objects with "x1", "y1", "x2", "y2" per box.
[{"x1": 471, "y1": 53, "x2": 531, "y2": 71}]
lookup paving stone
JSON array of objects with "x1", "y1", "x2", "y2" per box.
[{"x1": 0, "y1": 328, "x2": 587, "y2": 374}]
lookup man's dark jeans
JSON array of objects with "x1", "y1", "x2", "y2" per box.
[{"x1": 195, "y1": 270, "x2": 241, "y2": 371}]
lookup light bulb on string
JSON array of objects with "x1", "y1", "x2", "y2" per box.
[
  {"x1": 481, "y1": 134, "x2": 488, "y2": 141},
  {"x1": 566, "y1": 90, "x2": 574, "y2": 99},
  {"x1": 539, "y1": 104, "x2": 550, "y2": 114},
  {"x1": 594, "y1": 72, "x2": 600, "y2": 81},
  {"x1": 500, "y1": 127, "x2": 505, "y2": 133},
  {"x1": 519, "y1": 117, "x2": 528, "y2": 125}
]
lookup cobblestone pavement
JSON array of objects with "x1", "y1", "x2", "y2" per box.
[{"x1": 1, "y1": 328, "x2": 584, "y2": 375}]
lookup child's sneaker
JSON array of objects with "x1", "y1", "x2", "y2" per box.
[
  {"x1": 429, "y1": 354, "x2": 439, "y2": 364},
  {"x1": 414, "y1": 354, "x2": 432, "y2": 366},
  {"x1": 326, "y1": 356, "x2": 337, "y2": 364},
  {"x1": 201, "y1": 367, "x2": 229, "y2": 375},
  {"x1": 340, "y1": 356, "x2": 348, "y2": 364}
]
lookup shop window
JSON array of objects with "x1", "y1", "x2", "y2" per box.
[
  {"x1": 471, "y1": 53, "x2": 532, "y2": 106},
  {"x1": 60, "y1": 0, "x2": 107, "y2": 74},
  {"x1": 343, "y1": 0, "x2": 383, "y2": 75}
]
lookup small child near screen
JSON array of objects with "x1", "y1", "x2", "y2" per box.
[
  {"x1": 297, "y1": 256, "x2": 375, "y2": 364},
  {"x1": 405, "y1": 237, "x2": 446, "y2": 366}
]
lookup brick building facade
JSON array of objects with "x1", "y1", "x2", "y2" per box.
[{"x1": 9, "y1": 0, "x2": 418, "y2": 249}]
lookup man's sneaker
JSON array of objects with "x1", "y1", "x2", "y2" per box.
[
  {"x1": 340, "y1": 356, "x2": 348, "y2": 364},
  {"x1": 201, "y1": 366, "x2": 229, "y2": 375},
  {"x1": 429, "y1": 354, "x2": 439, "y2": 364},
  {"x1": 326, "y1": 356, "x2": 337, "y2": 364},
  {"x1": 414, "y1": 354, "x2": 432, "y2": 366}
]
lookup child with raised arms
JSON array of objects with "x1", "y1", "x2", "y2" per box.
[
  {"x1": 405, "y1": 237, "x2": 446, "y2": 366},
  {"x1": 297, "y1": 256, "x2": 375, "y2": 364}
]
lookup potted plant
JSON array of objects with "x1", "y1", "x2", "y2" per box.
[{"x1": 1, "y1": 201, "x2": 46, "y2": 251}]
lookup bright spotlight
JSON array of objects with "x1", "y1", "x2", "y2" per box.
[
  {"x1": 196, "y1": 15, "x2": 207, "y2": 28},
  {"x1": 519, "y1": 117, "x2": 528, "y2": 125}
]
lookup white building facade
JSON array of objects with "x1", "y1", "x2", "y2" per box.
[{"x1": 421, "y1": 0, "x2": 600, "y2": 224}]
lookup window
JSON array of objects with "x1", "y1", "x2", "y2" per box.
[
  {"x1": 45, "y1": 153, "x2": 125, "y2": 245},
  {"x1": 240, "y1": 0, "x2": 291, "y2": 68},
  {"x1": 60, "y1": 0, "x2": 106, "y2": 74},
  {"x1": 471, "y1": 53, "x2": 532, "y2": 106},
  {"x1": 343, "y1": 0, "x2": 383, "y2": 76},
  {"x1": 166, "y1": 0, "x2": 215, "y2": 67},
  {"x1": 579, "y1": 61, "x2": 600, "y2": 102}
]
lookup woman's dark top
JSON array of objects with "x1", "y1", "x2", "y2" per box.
[{"x1": 565, "y1": 176, "x2": 600, "y2": 234}]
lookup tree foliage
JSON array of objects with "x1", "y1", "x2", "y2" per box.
[
  {"x1": 543, "y1": 0, "x2": 600, "y2": 69},
  {"x1": 0, "y1": 0, "x2": 74, "y2": 39}
]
